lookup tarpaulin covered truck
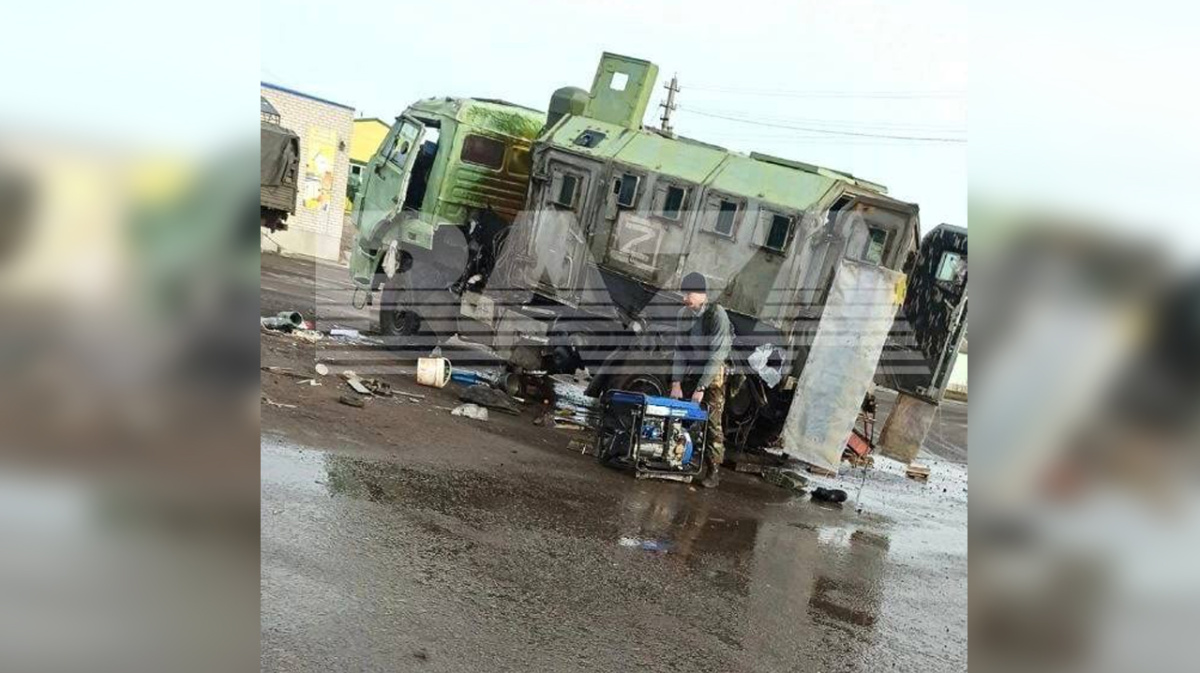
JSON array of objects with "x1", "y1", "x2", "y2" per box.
[
  {"x1": 260, "y1": 96, "x2": 300, "y2": 232},
  {"x1": 348, "y1": 53, "x2": 967, "y2": 467}
]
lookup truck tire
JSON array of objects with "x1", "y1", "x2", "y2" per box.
[
  {"x1": 610, "y1": 371, "x2": 669, "y2": 397},
  {"x1": 586, "y1": 348, "x2": 670, "y2": 398},
  {"x1": 378, "y1": 274, "x2": 423, "y2": 338}
]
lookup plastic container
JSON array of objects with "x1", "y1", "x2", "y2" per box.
[{"x1": 416, "y1": 357, "x2": 452, "y2": 388}]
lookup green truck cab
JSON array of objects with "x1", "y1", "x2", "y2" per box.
[{"x1": 348, "y1": 96, "x2": 545, "y2": 327}]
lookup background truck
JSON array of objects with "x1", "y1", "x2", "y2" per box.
[
  {"x1": 350, "y1": 53, "x2": 968, "y2": 457},
  {"x1": 259, "y1": 96, "x2": 300, "y2": 232}
]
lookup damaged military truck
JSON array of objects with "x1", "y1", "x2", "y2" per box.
[{"x1": 351, "y1": 53, "x2": 967, "y2": 459}]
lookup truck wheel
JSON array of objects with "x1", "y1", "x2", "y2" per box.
[
  {"x1": 610, "y1": 372, "x2": 668, "y2": 397},
  {"x1": 378, "y1": 275, "x2": 422, "y2": 337},
  {"x1": 586, "y1": 348, "x2": 669, "y2": 398}
]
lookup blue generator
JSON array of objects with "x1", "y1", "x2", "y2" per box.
[{"x1": 595, "y1": 390, "x2": 708, "y2": 482}]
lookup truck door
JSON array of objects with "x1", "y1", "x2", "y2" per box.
[
  {"x1": 525, "y1": 160, "x2": 593, "y2": 304},
  {"x1": 876, "y1": 224, "x2": 967, "y2": 463},
  {"x1": 892, "y1": 224, "x2": 968, "y2": 401},
  {"x1": 354, "y1": 116, "x2": 427, "y2": 238}
]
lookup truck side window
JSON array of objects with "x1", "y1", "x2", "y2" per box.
[
  {"x1": 652, "y1": 183, "x2": 691, "y2": 220},
  {"x1": 508, "y1": 147, "x2": 531, "y2": 177},
  {"x1": 659, "y1": 185, "x2": 687, "y2": 221},
  {"x1": 714, "y1": 199, "x2": 739, "y2": 236},
  {"x1": 764, "y1": 213, "x2": 793, "y2": 252},
  {"x1": 461, "y1": 134, "x2": 505, "y2": 170},
  {"x1": 615, "y1": 173, "x2": 640, "y2": 208},
  {"x1": 861, "y1": 226, "x2": 888, "y2": 265},
  {"x1": 936, "y1": 251, "x2": 967, "y2": 285},
  {"x1": 552, "y1": 173, "x2": 579, "y2": 208},
  {"x1": 387, "y1": 123, "x2": 420, "y2": 167}
]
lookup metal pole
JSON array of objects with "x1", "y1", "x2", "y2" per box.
[{"x1": 660, "y1": 75, "x2": 679, "y2": 134}]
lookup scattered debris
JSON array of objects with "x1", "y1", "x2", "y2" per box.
[
  {"x1": 533, "y1": 407, "x2": 553, "y2": 426},
  {"x1": 845, "y1": 453, "x2": 875, "y2": 469},
  {"x1": 459, "y1": 385, "x2": 520, "y2": 414},
  {"x1": 733, "y1": 462, "x2": 764, "y2": 475},
  {"x1": 549, "y1": 375, "x2": 599, "y2": 429},
  {"x1": 315, "y1": 363, "x2": 329, "y2": 376},
  {"x1": 346, "y1": 377, "x2": 372, "y2": 395},
  {"x1": 850, "y1": 530, "x2": 891, "y2": 550},
  {"x1": 451, "y1": 403, "x2": 489, "y2": 421},
  {"x1": 811, "y1": 487, "x2": 848, "y2": 504},
  {"x1": 806, "y1": 464, "x2": 839, "y2": 477},
  {"x1": 296, "y1": 378, "x2": 321, "y2": 386},
  {"x1": 617, "y1": 537, "x2": 669, "y2": 553},
  {"x1": 261, "y1": 311, "x2": 304, "y2": 332},
  {"x1": 361, "y1": 378, "x2": 393, "y2": 397},
  {"x1": 762, "y1": 467, "x2": 809, "y2": 492},
  {"x1": 568, "y1": 436, "x2": 593, "y2": 455},
  {"x1": 450, "y1": 369, "x2": 490, "y2": 386},
  {"x1": 747, "y1": 342, "x2": 784, "y2": 388},
  {"x1": 394, "y1": 390, "x2": 425, "y2": 400},
  {"x1": 261, "y1": 365, "x2": 308, "y2": 379},
  {"x1": 330, "y1": 327, "x2": 361, "y2": 338},
  {"x1": 290, "y1": 329, "x2": 323, "y2": 343},
  {"x1": 339, "y1": 394, "x2": 366, "y2": 408},
  {"x1": 906, "y1": 464, "x2": 931, "y2": 482},
  {"x1": 262, "y1": 395, "x2": 296, "y2": 409}
]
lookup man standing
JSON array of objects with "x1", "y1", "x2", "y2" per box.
[{"x1": 670, "y1": 272, "x2": 733, "y2": 488}]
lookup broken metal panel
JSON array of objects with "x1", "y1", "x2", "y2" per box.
[
  {"x1": 877, "y1": 391, "x2": 940, "y2": 463},
  {"x1": 783, "y1": 260, "x2": 906, "y2": 471},
  {"x1": 584, "y1": 53, "x2": 659, "y2": 131}
]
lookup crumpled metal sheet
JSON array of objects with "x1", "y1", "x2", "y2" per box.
[{"x1": 783, "y1": 260, "x2": 905, "y2": 471}]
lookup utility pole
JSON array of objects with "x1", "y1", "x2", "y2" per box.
[{"x1": 659, "y1": 74, "x2": 679, "y2": 135}]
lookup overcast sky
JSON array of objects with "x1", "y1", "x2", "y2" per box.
[{"x1": 261, "y1": 0, "x2": 967, "y2": 231}]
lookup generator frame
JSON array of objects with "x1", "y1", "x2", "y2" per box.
[{"x1": 595, "y1": 390, "x2": 709, "y2": 482}]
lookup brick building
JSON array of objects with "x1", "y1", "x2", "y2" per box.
[{"x1": 260, "y1": 82, "x2": 355, "y2": 261}]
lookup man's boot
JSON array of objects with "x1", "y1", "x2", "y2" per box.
[{"x1": 700, "y1": 459, "x2": 720, "y2": 489}]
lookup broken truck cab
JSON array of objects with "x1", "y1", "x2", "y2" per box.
[{"x1": 347, "y1": 97, "x2": 544, "y2": 334}]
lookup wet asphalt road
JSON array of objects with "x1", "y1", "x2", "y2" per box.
[{"x1": 260, "y1": 252, "x2": 968, "y2": 672}]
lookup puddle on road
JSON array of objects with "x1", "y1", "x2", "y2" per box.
[
  {"x1": 262, "y1": 434, "x2": 327, "y2": 494},
  {"x1": 261, "y1": 438, "x2": 966, "y2": 661}
]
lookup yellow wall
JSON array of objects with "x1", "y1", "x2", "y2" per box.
[
  {"x1": 346, "y1": 118, "x2": 390, "y2": 211},
  {"x1": 350, "y1": 118, "x2": 389, "y2": 165}
]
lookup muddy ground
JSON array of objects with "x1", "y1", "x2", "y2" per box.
[{"x1": 260, "y1": 252, "x2": 968, "y2": 672}]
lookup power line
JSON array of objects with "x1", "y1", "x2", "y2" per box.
[
  {"x1": 685, "y1": 85, "x2": 965, "y2": 99},
  {"x1": 678, "y1": 106, "x2": 967, "y2": 143},
  {"x1": 686, "y1": 105, "x2": 966, "y2": 133}
]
